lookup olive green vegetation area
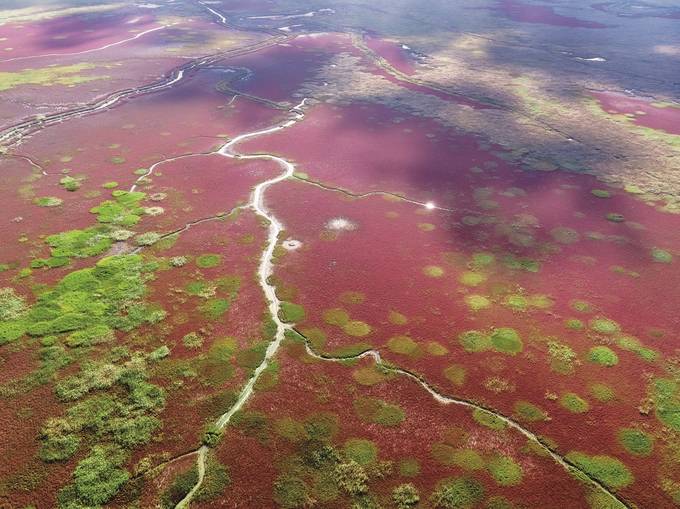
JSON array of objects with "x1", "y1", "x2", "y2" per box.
[
  {"x1": 228, "y1": 408, "x2": 520, "y2": 509},
  {"x1": 0, "y1": 63, "x2": 108, "y2": 92},
  {"x1": 1, "y1": 254, "x2": 170, "y2": 507}
]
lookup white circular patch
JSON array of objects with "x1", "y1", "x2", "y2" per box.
[
  {"x1": 325, "y1": 217, "x2": 357, "y2": 231},
  {"x1": 282, "y1": 239, "x2": 302, "y2": 251}
]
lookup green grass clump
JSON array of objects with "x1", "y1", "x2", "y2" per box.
[
  {"x1": 459, "y1": 271, "x2": 486, "y2": 287},
  {"x1": 560, "y1": 393, "x2": 590, "y2": 413},
  {"x1": 514, "y1": 401, "x2": 548, "y2": 422},
  {"x1": 465, "y1": 294, "x2": 491, "y2": 311},
  {"x1": 605, "y1": 213, "x2": 625, "y2": 223},
  {"x1": 490, "y1": 328, "x2": 523, "y2": 355},
  {"x1": 90, "y1": 191, "x2": 146, "y2": 226},
  {"x1": 352, "y1": 365, "x2": 392, "y2": 386},
  {"x1": 161, "y1": 466, "x2": 199, "y2": 509},
  {"x1": 323, "y1": 307, "x2": 349, "y2": 326},
  {"x1": 565, "y1": 318, "x2": 584, "y2": 330},
  {"x1": 343, "y1": 438, "x2": 378, "y2": 465},
  {"x1": 274, "y1": 417, "x2": 307, "y2": 442},
  {"x1": 343, "y1": 320, "x2": 372, "y2": 337},
  {"x1": 39, "y1": 433, "x2": 80, "y2": 462},
  {"x1": 34, "y1": 196, "x2": 63, "y2": 207},
  {"x1": 196, "y1": 254, "x2": 222, "y2": 268},
  {"x1": 279, "y1": 301, "x2": 306, "y2": 323},
  {"x1": 616, "y1": 335, "x2": 659, "y2": 362},
  {"x1": 571, "y1": 300, "x2": 594, "y2": 313},
  {"x1": 399, "y1": 458, "x2": 420, "y2": 477},
  {"x1": 60, "y1": 176, "x2": 82, "y2": 192},
  {"x1": 430, "y1": 477, "x2": 484, "y2": 509},
  {"x1": 46, "y1": 226, "x2": 112, "y2": 259},
  {"x1": 458, "y1": 330, "x2": 491, "y2": 353},
  {"x1": 335, "y1": 461, "x2": 368, "y2": 496},
  {"x1": 65, "y1": 324, "x2": 114, "y2": 348},
  {"x1": 199, "y1": 298, "x2": 231, "y2": 320},
  {"x1": 274, "y1": 474, "x2": 311, "y2": 509},
  {"x1": 431, "y1": 446, "x2": 484, "y2": 470},
  {"x1": 0, "y1": 287, "x2": 27, "y2": 320},
  {"x1": 472, "y1": 408, "x2": 507, "y2": 430},
  {"x1": 565, "y1": 452, "x2": 633, "y2": 489},
  {"x1": 652, "y1": 378, "x2": 680, "y2": 431},
  {"x1": 503, "y1": 294, "x2": 528, "y2": 311},
  {"x1": 589, "y1": 318, "x2": 621, "y2": 335},
  {"x1": 470, "y1": 252, "x2": 495, "y2": 269},
  {"x1": 102, "y1": 181, "x2": 118, "y2": 189},
  {"x1": 67, "y1": 445, "x2": 130, "y2": 506},
  {"x1": 387, "y1": 335, "x2": 419, "y2": 355},
  {"x1": 502, "y1": 255, "x2": 540, "y2": 272},
  {"x1": 591, "y1": 189, "x2": 611, "y2": 198},
  {"x1": 617, "y1": 428, "x2": 654, "y2": 457},
  {"x1": 393, "y1": 483, "x2": 420, "y2": 509},
  {"x1": 588, "y1": 346, "x2": 619, "y2": 366},
  {"x1": 195, "y1": 457, "x2": 230, "y2": 502},
  {"x1": 423, "y1": 265, "x2": 444, "y2": 277},
  {"x1": 135, "y1": 232, "x2": 161, "y2": 246},
  {"x1": 388, "y1": 310, "x2": 408, "y2": 325},
  {"x1": 651, "y1": 248, "x2": 673, "y2": 263},
  {"x1": 0, "y1": 63, "x2": 106, "y2": 92},
  {"x1": 443, "y1": 365, "x2": 466, "y2": 386},
  {"x1": 110, "y1": 415, "x2": 161, "y2": 448},
  {"x1": 235, "y1": 343, "x2": 266, "y2": 370},
  {"x1": 547, "y1": 341, "x2": 577, "y2": 374},
  {"x1": 202, "y1": 424, "x2": 223, "y2": 448},
  {"x1": 487, "y1": 455, "x2": 523, "y2": 486},
  {"x1": 25, "y1": 255, "x2": 161, "y2": 342},
  {"x1": 353, "y1": 397, "x2": 405, "y2": 426},
  {"x1": 590, "y1": 383, "x2": 616, "y2": 402}
]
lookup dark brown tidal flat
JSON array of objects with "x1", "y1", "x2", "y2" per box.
[{"x1": 0, "y1": 1, "x2": 679, "y2": 508}]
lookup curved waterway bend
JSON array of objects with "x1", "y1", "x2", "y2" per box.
[
  {"x1": 175, "y1": 98, "x2": 307, "y2": 508},
  {"x1": 293, "y1": 331, "x2": 630, "y2": 509}
]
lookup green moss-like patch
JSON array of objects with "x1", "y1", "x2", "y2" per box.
[
  {"x1": 196, "y1": 254, "x2": 222, "y2": 268},
  {"x1": 651, "y1": 248, "x2": 673, "y2": 263},
  {"x1": 323, "y1": 307, "x2": 349, "y2": 326},
  {"x1": 652, "y1": 378, "x2": 680, "y2": 431},
  {"x1": 465, "y1": 294, "x2": 491, "y2": 311},
  {"x1": 589, "y1": 318, "x2": 621, "y2": 335},
  {"x1": 342, "y1": 320, "x2": 372, "y2": 337},
  {"x1": 617, "y1": 428, "x2": 653, "y2": 457},
  {"x1": 279, "y1": 302, "x2": 306, "y2": 323},
  {"x1": 430, "y1": 477, "x2": 484, "y2": 509},
  {"x1": 472, "y1": 408, "x2": 508, "y2": 431},
  {"x1": 588, "y1": 346, "x2": 619, "y2": 366},
  {"x1": 443, "y1": 365, "x2": 466, "y2": 386},
  {"x1": 616, "y1": 335, "x2": 659, "y2": 362},
  {"x1": 352, "y1": 365, "x2": 392, "y2": 386},
  {"x1": 565, "y1": 452, "x2": 633, "y2": 489},
  {"x1": 0, "y1": 63, "x2": 107, "y2": 92},
  {"x1": 591, "y1": 189, "x2": 611, "y2": 198},
  {"x1": 606, "y1": 213, "x2": 625, "y2": 223},
  {"x1": 560, "y1": 392, "x2": 590, "y2": 413},
  {"x1": 459, "y1": 271, "x2": 487, "y2": 287},
  {"x1": 90, "y1": 191, "x2": 145, "y2": 226},
  {"x1": 273, "y1": 475, "x2": 311, "y2": 509},
  {"x1": 565, "y1": 318, "x2": 584, "y2": 330},
  {"x1": 547, "y1": 341, "x2": 577, "y2": 374},
  {"x1": 343, "y1": 438, "x2": 377, "y2": 465},
  {"x1": 513, "y1": 401, "x2": 549, "y2": 422},
  {"x1": 353, "y1": 397, "x2": 405, "y2": 426},
  {"x1": 46, "y1": 227, "x2": 113, "y2": 260},
  {"x1": 399, "y1": 458, "x2": 420, "y2": 477},
  {"x1": 471, "y1": 252, "x2": 495, "y2": 268},
  {"x1": 34, "y1": 196, "x2": 63, "y2": 207},
  {"x1": 199, "y1": 298, "x2": 231, "y2": 320},
  {"x1": 432, "y1": 443, "x2": 484, "y2": 470},
  {"x1": 590, "y1": 383, "x2": 616, "y2": 402},
  {"x1": 458, "y1": 330, "x2": 491, "y2": 353},
  {"x1": 388, "y1": 310, "x2": 408, "y2": 325},
  {"x1": 490, "y1": 328, "x2": 523, "y2": 355},
  {"x1": 387, "y1": 335, "x2": 419, "y2": 355},
  {"x1": 487, "y1": 455, "x2": 523, "y2": 486},
  {"x1": 423, "y1": 265, "x2": 444, "y2": 277},
  {"x1": 571, "y1": 300, "x2": 594, "y2": 313},
  {"x1": 503, "y1": 294, "x2": 527, "y2": 311}
]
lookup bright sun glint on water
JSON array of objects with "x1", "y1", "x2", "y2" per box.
[{"x1": 425, "y1": 201, "x2": 435, "y2": 210}]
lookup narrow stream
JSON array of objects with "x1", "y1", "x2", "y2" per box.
[{"x1": 175, "y1": 99, "x2": 307, "y2": 508}]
